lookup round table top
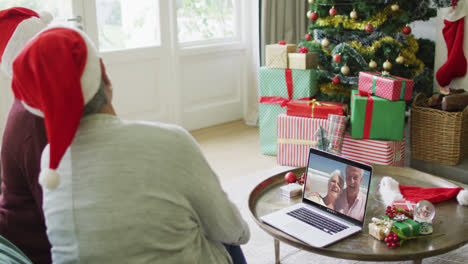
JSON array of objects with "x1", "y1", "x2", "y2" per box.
[{"x1": 248, "y1": 165, "x2": 468, "y2": 261}]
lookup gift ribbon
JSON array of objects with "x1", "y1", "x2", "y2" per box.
[
  {"x1": 259, "y1": 69, "x2": 312, "y2": 107},
  {"x1": 277, "y1": 138, "x2": 316, "y2": 145},
  {"x1": 370, "y1": 72, "x2": 407, "y2": 100},
  {"x1": 357, "y1": 91, "x2": 374, "y2": 139},
  {"x1": 306, "y1": 99, "x2": 336, "y2": 118}
]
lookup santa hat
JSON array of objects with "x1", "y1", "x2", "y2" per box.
[
  {"x1": 11, "y1": 27, "x2": 102, "y2": 190},
  {"x1": 0, "y1": 7, "x2": 53, "y2": 78},
  {"x1": 380, "y1": 176, "x2": 468, "y2": 206}
]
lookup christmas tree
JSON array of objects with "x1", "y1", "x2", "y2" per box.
[{"x1": 299, "y1": 0, "x2": 438, "y2": 103}]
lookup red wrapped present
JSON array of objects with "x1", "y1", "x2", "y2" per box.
[
  {"x1": 392, "y1": 200, "x2": 417, "y2": 212},
  {"x1": 358, "y1": 71, "x2": 414, "y2": 101},
  {"x1": 286, "y1": 99, "x2": 347, "y2": 119},
  {"x1": 341, "y1": 131, "x2": 405, "y2": 167}
]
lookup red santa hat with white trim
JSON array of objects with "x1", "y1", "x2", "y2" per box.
[
  {"x1": 11, "y1": 26, "x2": 102, "y2": 189},
  {"x1": 380, "y1": 176, "x2": 468, "y2": 206},
  {"x1": 0, "y1": 7, "x2": 53, "y2": 78}
]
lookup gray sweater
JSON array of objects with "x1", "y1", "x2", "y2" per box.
[{"x1": 41, "y1": 114, "x2": 250, "y2": 264}]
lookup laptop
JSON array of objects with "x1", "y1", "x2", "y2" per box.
[{"x1": 261, "y1": 148, "x2": 373, "y2": 247}]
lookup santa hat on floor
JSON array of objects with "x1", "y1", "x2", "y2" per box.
[
  {"x1": 0, "y1": 7, "x2": 53, "y2": 78},
  {"x1": 11, "y1": 27, "x2": 102, "y2": 189},
  {"x1": 379, "y1": 176, "x2": 468, "y2": 206}
]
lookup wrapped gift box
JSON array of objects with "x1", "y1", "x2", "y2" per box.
[
  {"x1": 288, "y1": 52, "x2": 318, "y2": 70},
  {"x1": 369, "y1": 222, "x2": 387, "y2": 241},
  {"x1": 392, "y1": 200, "x2": 417, "y2": 212},
  {"x1": 383, "y1": 216, "x2": 420, "y2": 237},
  {"x1": 266, "y1": 43, "x2": 297, "y2": 69},
  {"x1": 286, "y1": 99, "x2": 347, "y2": 119},
  {"x1": 276, "y1": 113, "x2": 328, "y2": 166},
  {"x1": 341, "y1": 131, "x2": 405, "y2": 167},
  {"x1": 358, "y1": 71, "x2": 414, "y2": 101},
  {"x1": 350, "y1": 90, "x2": 406, "y2": 141},
  {"x1": 259, "y1": 67, "x2": 318, "y2": 155}
]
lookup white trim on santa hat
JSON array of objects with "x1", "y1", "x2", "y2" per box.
[{"x1": 1, "y1": 12, "x2": 52, "y2": 78}]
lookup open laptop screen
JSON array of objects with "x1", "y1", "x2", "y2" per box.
[{"x1": 303, "y1": 148, "x2": 372, "y2": 226}]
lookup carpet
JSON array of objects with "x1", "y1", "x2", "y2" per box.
[{"x1": 221, "y1": 166, "x2": 468, "y2": 264}]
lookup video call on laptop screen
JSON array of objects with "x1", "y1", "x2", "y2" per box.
[{"x1": 303, "y1": 149, "x2": 371, "y2": 224}]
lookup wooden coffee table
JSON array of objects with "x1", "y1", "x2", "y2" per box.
[{"x1": 248, "y1": 165, "x2": 468, "y2": 264}]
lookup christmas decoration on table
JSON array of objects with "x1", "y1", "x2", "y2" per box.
[
  {"x1": 258, "y1": 68, "x2": 317, "y2": 155},
  {"x1": 281, "y1": 171, "x2": 307, "y2": 197},
  {"x1": 414, "y1": 200, "x2": 436, "y2": 235},
  {"x1": 286, "y1": 99, "x2": 347, "y2": 119},
  {"x1": 326, "y1": 114, "x2": 346, "y2": 154},
  {"x1": 350, "y1": 90, "x2": 406, "y2": 141},
  {"x1": 379, "y1": 176, "x2": 468, "y2": 207},
  {"x1": 299, "y1": 0, "x2": 437, "y2": 103},
  {"x1": 340, "y1": 130, "x2": 406, "y2": 167},
  {"x1": 288, "y1": 47, "x2": 319, "y2": 70},
  {"x1": 265, "y1": 42, "x2": 297, "y2": 69},
  {"x1": 435, "y1": 0, "x2": 467, "y2": 88},
  {"x1": 358, "y1": 71, "x2": 414, "y2": 101}
]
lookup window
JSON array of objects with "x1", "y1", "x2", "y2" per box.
[
  {"x1": 95, "y1": 0, "x2": 161, "y2": 51},
  {"x1": 176, "y1": 0, "x2": 237, "y2": 43}
]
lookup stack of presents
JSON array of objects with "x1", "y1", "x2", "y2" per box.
[{"x1": 259, "y1": 42, "x2": 413, "y2": 167}]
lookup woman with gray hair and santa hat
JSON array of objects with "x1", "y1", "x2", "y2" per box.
[{"x1": 11, "y1": 25, "x2": 249, "y2": 263}]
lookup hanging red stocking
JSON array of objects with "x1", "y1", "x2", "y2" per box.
[{"x1": 436, "y1": 0, "x2": 468, "y2": 87}]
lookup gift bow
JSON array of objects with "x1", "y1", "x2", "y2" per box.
[{"x1": 307, "y1": 99, "x2": 336, "y2": 118}]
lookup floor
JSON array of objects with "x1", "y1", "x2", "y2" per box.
[{"x1": 191, "y1": 120, "x2": 277, "y2": 183}]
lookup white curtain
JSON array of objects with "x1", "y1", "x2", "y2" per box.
[{"x1": 244, "y1": 0, "x2": 308, "y2": 126}]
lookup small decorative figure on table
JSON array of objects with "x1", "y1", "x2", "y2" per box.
[{"x1": 414, "y1": 200, "x2": 436, "y2": 235}]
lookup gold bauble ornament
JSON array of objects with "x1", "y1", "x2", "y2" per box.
[
  {"x1": 369, "y1": 60, "x2": 377, "y2": 69},
  {"x1": 383, "y1": 60, "x2": 392, "y2": 70},
  {"x1": 391, "y1": 4, "x2": 399, "y2": 11},
  {"x1": 396, "y1": 55, "x2": 405, "y2": 64},
  {"x1": 307, "y1": 10, "x2": 312, "y2": 19},
  {"x1": 308, "y1": 0, "x2": 316, "y2": 4},
  {"x1": 321, "y1": 38, "x2": 330, "y2": 48},
  {"x1": 341, "y1": 65, "x2": 350, "y2": 75},
  {"x1": 350, "y1": 9, "x2": 358, "y2": 20}
]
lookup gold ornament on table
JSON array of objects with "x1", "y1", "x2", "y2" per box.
[
  {"x1": 341, "y1": 64, "x2": 350, "y2": 75},
  {"x1": 350, "y1": 9, "x2": 358, "y2": 20},
  {"x1": 369, "y1": 60, "x2": 378, "y2": 69},
  {"x1": 321, "y1": 38, "x2": 330, "y2": 48},
  {"x1": 396, "y1": 55, "x2": 405, "y2": 64},
  {"x1": 383, "y1": 59, "x2": 392, "y2": 70},
  {"x1": 391, "y1": 4, "x2": 400, "y2": 11}
]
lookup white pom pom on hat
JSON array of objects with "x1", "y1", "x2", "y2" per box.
[
  {"x1": 457, "y1": 189, "x2": 468, "y2": 206},
  {"x1": 0, "y1": 7, "x2": 53, "y2": 78},
  {"x1": 39, "y1": 168, "x2": 61, "y2": 190}
]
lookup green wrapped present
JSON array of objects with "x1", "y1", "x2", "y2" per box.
[
  {"x1": 258, "y1": 67, "x2": 318, "y2": 155},
  {"x1": 383, "y1": 215, "x2": 420, "y2": 237},
  {"x1": 350, "y1": 90, "x2": 405, "y2": 141}
]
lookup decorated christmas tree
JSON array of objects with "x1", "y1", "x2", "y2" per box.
[{"x1": 299, "y1": 0, "x2": 437, "y2": 103}]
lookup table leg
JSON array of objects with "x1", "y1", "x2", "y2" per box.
[
  {"x1": 274, "y1": 239, "x2": 280, "y2": 264},
  {"x1": 412, "y1": 258, "x2": 422, "y2": 264}
]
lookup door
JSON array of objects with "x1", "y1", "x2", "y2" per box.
[{"x1": 0, "y1": 0, "x2": 251, "y2": 131}]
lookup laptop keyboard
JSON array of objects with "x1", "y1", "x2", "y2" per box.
[{"x1": 287, "y1": 207, "x2": 349, "y2": 235}]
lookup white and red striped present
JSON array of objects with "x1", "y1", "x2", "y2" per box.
[
  {"x1": 341, "y1": 131, "x2": 405, "y2": 167},
  {"x1": 392, "y1": 200, "x2": 417, "y2": 212},
  {"x1": 276, "y1": 113, "x2": 328, "y2": 167}
]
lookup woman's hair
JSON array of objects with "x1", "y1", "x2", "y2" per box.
[
  {"x1": 329, "y1": 169, "x2": 344, "y2": 190},
  {"x1": 82, "y1": 78, "x2": 108, "y2": 116}
]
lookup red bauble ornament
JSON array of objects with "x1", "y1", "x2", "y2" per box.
[
  {"x1": 311, "y1": 12, "x2": 318, "y2": 21},
  {"x1": 403, "y1": 25, "x2": 412, "y2": 35},
  {"x1": 305, "y1": 33, "x2": 312, "y2": 41},
  {"x1": 332, "y1": 76, "x2": 340, "y2": 85},
  {"x1": 329, "y1": 7, "x2": 337, "y2": 16},
  {"x1": 298, "y1": 47, "x2": 309, "y2": 53},
  {"x1": 284, "y1": 172, "x2": 297, "y2": 183},
  {"x1": 365, "y1": 24, "x2": 373, "y2": 33},
  {"x1": 278, "y1": 40, "x2": 286, "y2": 45},
  {"x1": 333, "y1": 53, "x2": 342, "y2": 63}
]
